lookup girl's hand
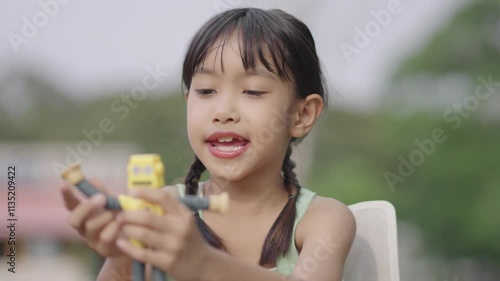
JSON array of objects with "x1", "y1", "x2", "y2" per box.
[
  {"x1": 60, "y1": 180, "x2": 124, "y2": 257},
  {"x1": 116, "y1": 187, "x2": 212, "y2": 281}
]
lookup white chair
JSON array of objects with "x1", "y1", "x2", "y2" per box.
[{"x1": 344, "y1": 201, "x2": 400, "y2": 281}]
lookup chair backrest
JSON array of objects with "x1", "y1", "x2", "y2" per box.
[{"x1": 343, "y1": 201, "x2": 400, "y2": 281}]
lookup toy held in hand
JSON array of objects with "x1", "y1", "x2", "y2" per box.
[
  {"x1": 59, "y1": 154, "x2": 228, "y2": 281},
  {"x1": 59, "y1": 155, "x2": 228, "y2": 214}
]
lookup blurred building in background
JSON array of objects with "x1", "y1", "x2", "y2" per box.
[{"x1": 0, "y1": 142, "x2": 139, "y2": 280}]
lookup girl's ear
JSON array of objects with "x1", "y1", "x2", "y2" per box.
[
  {"x1": 184, "y1": 89, "x2": 189, "y2": 101},
  {"x1": 289, "y1": 94, "x2": 324, "y2": 138}
]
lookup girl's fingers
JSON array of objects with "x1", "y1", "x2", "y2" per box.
[
  {"x1": 99, "y1": 219, "x2": 121, "y2": 243},
  {"x1": 130, "y1": 188, "x2": 185, "y2": 216},
  {"x1": 85, "y1": 210, "x2": 114, "y2": 239},
  {"x1": 119, "y1": 216, "x2": 189, "y2": 252},
  {"x1": 116, "y1": 238, "x2": 173, "y2": 269},
  {"x1": 67, "y1": 194, "x2": 107, "y2": 233},
  {"x1": 60, "y1": 182, "x2": 80, "y2": 211},
  {"x1": 117, "y1": 210, "x2": 169, "y2": 233},
  {"x1": 120, "y1": 224, "x2": 171, "y2": 250}
]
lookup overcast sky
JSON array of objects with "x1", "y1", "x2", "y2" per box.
[{"x1": 0, "y1": 0, "x2": 470, "y2": 110}]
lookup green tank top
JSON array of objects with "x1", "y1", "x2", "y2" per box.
[{"x1": 174, "y1": 182, "x2": 317, "y2": 276}]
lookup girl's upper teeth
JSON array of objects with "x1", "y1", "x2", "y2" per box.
[{"x1": 218, "y1": 137, "x2": 241, "y2": 142}]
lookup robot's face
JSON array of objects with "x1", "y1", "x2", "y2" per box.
[{"x1": 127, "y1": 154, "x2": 165, "y2": 189}]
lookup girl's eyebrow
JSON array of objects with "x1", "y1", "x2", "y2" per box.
[
  {"x1": 194, "y1": 67, "x2": 276, "y2": 81},
  {"x1": 194, "y1": 68, "x2": 218, "y2": 76},
  {"x1": 243, "y1": 68, "x2": 276, "y2": 81}
]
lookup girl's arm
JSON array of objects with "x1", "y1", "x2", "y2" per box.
[
  {"x1": 290, "y1": 198, "x2": 356, "y2": 281},
  {"x1": 202, "y1": 198, "x2": 356, "y2": 281}
]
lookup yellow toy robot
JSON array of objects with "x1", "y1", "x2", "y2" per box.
[
  {"x1": 127, "y1": 154, "x2": 165, "y2": 190},
  {"x1": 123, "y1": 154, "x2": 166, "y2": 281}
]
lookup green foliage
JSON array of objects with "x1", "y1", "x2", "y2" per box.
[
  {"x1": 374, "y1": 0, "x2": 500, "y2": 263},
  {"x1": 393, "y1": 0, "x2": 500, "y2": 80},
  {"x1": 311, "y1": 111, "x2": 500, "y2": 262},
  {"x1": 79, "y1": 93, "x2": 193, "y2": 182}
]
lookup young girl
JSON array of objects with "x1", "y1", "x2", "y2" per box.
[{"x1": 60, "y1": 8, "x2": 355, "y2": 281}]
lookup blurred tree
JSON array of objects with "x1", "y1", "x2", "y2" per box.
[
  {"x1": 369, "y1": 0, "x2": 500, "y2": 264},
  {"x1": 393, "y1": 0, "x2": 500, "y2": 80},
  {"x1": 0, "y1": 67, "x2": 78, "y2": 140}
]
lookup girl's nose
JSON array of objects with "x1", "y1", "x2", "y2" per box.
[{"x1": 212, "y1": 92, "x2": 240, "y2": 124}]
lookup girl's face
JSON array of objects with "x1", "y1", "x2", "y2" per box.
[{"x1": 185, "y1": 34, "x2": 299, "y2": 182}]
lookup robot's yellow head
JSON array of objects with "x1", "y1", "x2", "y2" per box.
[{"x1": 127, "y1": 154, "x2": 165, "y2": 189}]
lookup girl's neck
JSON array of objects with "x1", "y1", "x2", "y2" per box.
[{"x1": 205, "y1": 170, "x2": 289, "y2": 218}]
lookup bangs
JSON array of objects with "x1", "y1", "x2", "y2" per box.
[{"x1": 182, "y1": 9, "x2": 294, "y2": 89}]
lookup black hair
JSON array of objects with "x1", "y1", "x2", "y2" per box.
[{"x1": 182, "y1": 8, "x2": 327, "y2": 268}]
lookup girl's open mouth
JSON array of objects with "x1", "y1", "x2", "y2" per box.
[{"x1": 206, "y1": 135, "x2": 250, "y2": 159}]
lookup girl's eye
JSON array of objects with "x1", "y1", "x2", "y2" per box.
[
  {"x1": 195, "y1": 89, "x2": 215, "y2": 95},
  {"x1": 244, "y1": 90, "x2": 266, "y2": 96}
]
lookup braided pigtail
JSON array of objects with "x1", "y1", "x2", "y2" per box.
[
  {"x1": 259, "y1": 145, "x2": 301, "y2": 267},
  {"x1": 185, "y1": 156, "x2": 206, "y2": 196},
  {"x1": 185, "y1": 156, "x2": 227, "y2": 251}
]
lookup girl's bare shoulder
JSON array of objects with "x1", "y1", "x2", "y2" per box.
[
  {"x1": 296, "y1": 194, "x2": 356, "y2": 251},
  {"x1": 307, "y1": 195, "x2": 355, "y2": 222}
]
